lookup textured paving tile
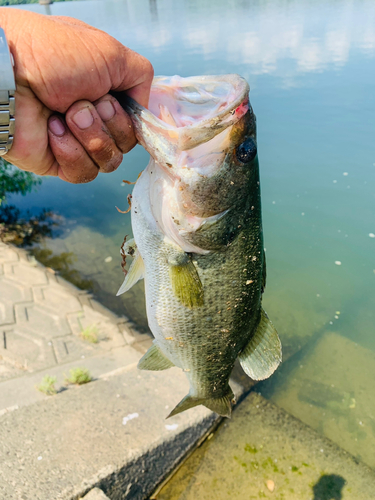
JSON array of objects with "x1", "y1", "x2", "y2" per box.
[
  {"x1": 0, "y1": 326, "x2": 56, "y2": 371},
  {"x1": 0, "y1": 242, "x2": 139, "y2": 380},
  {"x1": 14, "y1": 302, "x2": 72, "y2": 339},
  {"x1": 3, "y1": 261, "x2": 49, "y2": 286},
  {"x1": 0, "y1": 246, "x2": 19, "y2": 263},
  {"x1": 0, "y1": 277, "x2": 33, "y2": 325},
  {"x1": 32, "y1": 284, "x2": 82, "y2": 315},
  {"x1": 66, "y1": 305, "x2": 125, "y2": 348},
  {"x1": 52, "y1": 336, "x2": 97, "y2": 364}
]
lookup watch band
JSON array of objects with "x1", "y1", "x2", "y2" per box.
[{"x1": 0, "y1": 27, "x2": 15, "y2": 156}]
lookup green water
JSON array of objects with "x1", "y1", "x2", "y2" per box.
[{"x1": 9, "y1": 0, "x2": 375, "y2": 491}]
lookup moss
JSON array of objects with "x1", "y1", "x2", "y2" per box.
[{"x1": 244, "y1": 444, "x2": 258, "y2": 454}]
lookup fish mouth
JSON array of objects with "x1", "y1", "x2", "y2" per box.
[
  {"x1": 149, "y1": 75, "x2": 249, "y2": 129},
  {"x1": 126, "y1": 74, "x2": 250, "y2": 152}
]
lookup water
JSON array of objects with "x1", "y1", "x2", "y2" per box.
[{"x1": 8, "y1": 0, "x2": 375, "y2": 488}]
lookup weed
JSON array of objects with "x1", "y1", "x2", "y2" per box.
[
  {"x1": 65, "y1": 367, "x2": 92, "y2": 385},
  {"x1": 80, "y1": 325, "x2": 99, "y2": 344},
  {"x1": 36, "y1": 375, "x2": 57, "y2": 395}
]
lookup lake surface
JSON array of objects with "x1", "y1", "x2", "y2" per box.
[{"x1": 10, "y1": 0, "x2": 375, "y2": 491}]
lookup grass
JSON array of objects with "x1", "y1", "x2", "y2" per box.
[
  {"x1": 80, "y1": 324, "x2": 99, "y2": 344},
  {"x1": 65, "y1": 367, "x2": 92, "y2": 385},
  {"x1": 36, "y1": 375, "x2": 57, "y2": 396}
]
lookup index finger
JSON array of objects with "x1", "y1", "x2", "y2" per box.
[{"x1": 112, "y1": 48, "x2": 154, "y2": 108}]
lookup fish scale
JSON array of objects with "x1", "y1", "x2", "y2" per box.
[{"x1": 118, "y1": 75, "x2": 282, "y2": 417}]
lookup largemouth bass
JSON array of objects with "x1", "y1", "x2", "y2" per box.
[{"x1": 117, "y1": 75, "x2": 281, "y2": 418}]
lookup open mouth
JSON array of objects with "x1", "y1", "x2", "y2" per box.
[{"x1": 148, "y1": 75, "x2": 249, "y2": 129}]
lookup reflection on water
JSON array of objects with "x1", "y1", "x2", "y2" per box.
[
  {"x1": 0, "y1": 205, "x2": 57, "y2": 247},
  {"x1": 8, "y1": 0, "x2": 375, "y2": 483},
  {"x1": 30, "y1": 247, "x2": 94, "y2": 291}
]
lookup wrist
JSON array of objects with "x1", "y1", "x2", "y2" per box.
[{"x1": 0, "y1": 24, "x2": 15, "y2": 156}]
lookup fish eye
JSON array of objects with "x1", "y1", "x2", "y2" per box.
[{"x1": 236, "y1": 137, "x2": 257, "y2": 164}]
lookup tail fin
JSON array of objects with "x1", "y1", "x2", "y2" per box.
[{"x1": 167, "y1": 387, "x2": 235, "y2": 419}]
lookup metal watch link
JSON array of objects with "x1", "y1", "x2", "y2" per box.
[{"x1": 0, "y1": 27, "x2": 15, "y2": 156}]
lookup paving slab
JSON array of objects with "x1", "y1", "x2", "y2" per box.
[
  {"x1": 0, "y1": 344, "x2": 146, "y2": 414},
  {"x1": 0, "y1": 363, "x2": 228, "y2": 500},
  {"x1": 155, "y1": 392, "x2": 375, "y2": 500}
]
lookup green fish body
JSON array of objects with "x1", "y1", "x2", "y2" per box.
[{"x1": 118, "y1": 75, "x2": 281, "y2": 417}]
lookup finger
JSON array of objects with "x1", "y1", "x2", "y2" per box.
[
  {"x1": 4, "y1": 84, "x2": 57, "y2": 176},
  {"x1": 111, "y1": 47, "x2": 154, "y2": 108},
  {"x1": 52, "y1": 16, "x2": 99, "y2": 30},
  {"x1": 94, "y1": 95, "x2": 137, "y2": 154},
  {"x1": 48, "y1": 115, "x2": 100, "y2": 183},
  {"x1": 65, "y1": 100, "x2": 123, "y2": 173}
]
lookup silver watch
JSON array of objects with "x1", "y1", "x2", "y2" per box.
[{"x1": 0, "y1": 27, "x2": 15, "y2": 156}]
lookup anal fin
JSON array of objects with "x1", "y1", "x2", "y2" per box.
[
  {"x1": 116, "y1": 249, "x2": 145, "y2": 296},
  {"x1": 138, "y1": 342, "x2": 174, "y2": 371},
  {"x1": 239, "y1": 308, "x2": 282, "y2": 380}
]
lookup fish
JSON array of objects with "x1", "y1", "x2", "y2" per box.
[{"x1": 117, "y1": 74, "x2": 281, "y2": 418}]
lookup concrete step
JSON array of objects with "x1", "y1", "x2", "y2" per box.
[
  {"x1": 154, "y1": 392, "x2": 375, "y2": 500},
  {"x1": 0, "y1": 355, "x2": 245, "y2": 500},
  {"x1": 258, "y1": 331, "x2": 375, "y2": 469},
  {"x1": 0, "y1": 343, "x2": 149, "y2": 415}
]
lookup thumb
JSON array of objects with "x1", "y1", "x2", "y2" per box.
[{"x1": 5, "y1": 85, "x2": 56, "y2": 176}]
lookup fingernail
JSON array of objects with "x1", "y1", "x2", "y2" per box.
[
  {"x1": 49, "y1": 117, "x2": 65, "y2": 136},
  {"x1": 72, "y1": 107, "x2": 94, "y2": 129},
  {"x1": 96, "y1": 100, "x2": 115, "y2": 121}
]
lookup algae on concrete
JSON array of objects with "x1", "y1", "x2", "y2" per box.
[{"x1": 154, "y1": 393, "x2": 375, "y2": 500}]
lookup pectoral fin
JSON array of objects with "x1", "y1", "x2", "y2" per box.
[
  {"x1": 239, "y1": 308, "x2": 282, "y2": 380},
  {"x1": 168, "y1": 254, "x2": 204, "y2": 308},
  {"x1": 116, "y1": 250, "x2": 145, "y2": 296},
  {"x1": 138, "y1": 342, "x2": 174, "y2": 371}
]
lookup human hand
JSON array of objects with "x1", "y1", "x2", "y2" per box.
[{"x1": 0, "y1": 9, "x2": 153, "y2": 183}]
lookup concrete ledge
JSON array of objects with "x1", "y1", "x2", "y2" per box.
[{"x1": 0, "y1": 363, "x2": 226, "y2": 500}]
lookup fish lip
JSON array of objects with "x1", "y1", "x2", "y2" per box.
[{"x1": 124, "y1": 74, "x2": 250, "y2": 151}]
